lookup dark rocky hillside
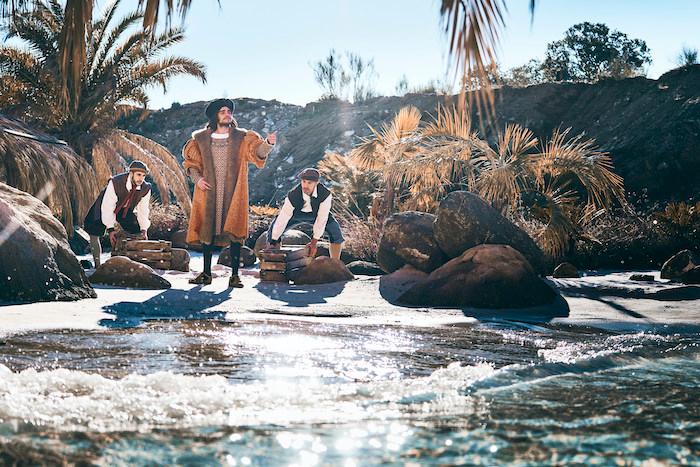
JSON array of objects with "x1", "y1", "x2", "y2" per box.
[{"x1": 121, "y1": 65, "x2": 700, "y2": 205}]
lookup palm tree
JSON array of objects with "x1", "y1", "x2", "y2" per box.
[
  {"x1": 348, "y1": 105, "x2": 627, "y2": 258},
  {"x1": 0, "y1": 0, "x2": 195, "y2": 110},
  {"x1": 349, "y1": 106, "x2": 422, "y2": 220},
  {"x1": 351, "y1": 105, "x2": 480, "y2": 214},
  {"x1": 440, "y1": 0, "x2": 537, "y2": 113},
  {"x1": 0, "y1": 0, "x2": 203, "y2": 213}
]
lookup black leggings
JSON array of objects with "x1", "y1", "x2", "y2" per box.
[{"x1": 202, "y1": 242, "x2": 241, "y2": 275}]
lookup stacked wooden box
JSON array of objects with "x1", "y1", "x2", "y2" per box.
[
  {"x1": 119, "y1": 239, "x2": 173, "y2": 270},
  {"x1": 259, "y1": 247, "x2": 312, "y2": 283}
]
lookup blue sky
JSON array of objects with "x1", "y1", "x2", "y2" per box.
[{"x1": 138, "y1": 0, "x2": 700, "y2": 109}]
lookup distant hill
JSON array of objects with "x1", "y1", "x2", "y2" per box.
[{"x1": 120, "y1": 65, "x2": 700, "y2": 205}]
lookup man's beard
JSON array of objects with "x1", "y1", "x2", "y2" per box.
[{"x1": 217, "y1": 119, "x2": 232, "y2": 127}]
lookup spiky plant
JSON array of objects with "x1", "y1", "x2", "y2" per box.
[
  {"x1": 397, "y1": 105, "x2": 480, "y2": 210},
  {"x1": 0, "y1": 114, "x2": 98, "y2": 235},
  {"x1": 474, "y1": 123, "x2": 538, "y2": 213},
  {"x1": 318, "y1": 151, "x2": 378, "y2": 217},
  {"x1": 0, "y1": 0, "x2": 203, "y2": 211},
  {"x1": 348, "y1": 105, "x2": 627, "y2": 258},
  {"x1": 349, "y1": 105, "x2": 422, "y2": 220}
]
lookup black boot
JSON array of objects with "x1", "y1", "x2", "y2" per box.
[
  {"x1": 228, "y1": 242, "x2": 243, "y2": 288},
  {"x1": 189, "y1": 272, "x2": 212, "y2": 285}
]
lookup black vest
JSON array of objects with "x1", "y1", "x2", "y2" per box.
[
  {"x1": 83, "y1": 173, "x2": 151, "y2": 236},
  {"x1": 287, "y1": 183, "x2": 331, "y2": 217}
]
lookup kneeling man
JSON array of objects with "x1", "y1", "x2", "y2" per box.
[
  {"x1": 267, "y1": 168, "x2": 344, "y2": 259},
  {"x1": 83, "y1": 161, "x2": 151, "y2": 267}
]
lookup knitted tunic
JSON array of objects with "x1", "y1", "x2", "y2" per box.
[{"x1": 211, "y1": 136, "x2": 232, "y2": 240}]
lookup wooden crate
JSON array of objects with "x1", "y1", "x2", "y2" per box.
[
  {"x1": 119, "y1": 239, "x2": 173, "y2": 270},
  {"x1": 260, "y1": 260, "x2": 286, "y2": 272},
  {"x1": 260, "y1": 270, "x2": 288, "y2": 283},
  {"x1": 258, "y1": 246, "x2": 313, "y2": 283},
  {"x1": 259, "y1": 248, "x2": 288, "y2": 283},
  {"x1": 259, "y1": 251, "x2": 288, "y2": 262},
  {"x1": 125, "y1": 239, "x2": 171, "y2": 252}
]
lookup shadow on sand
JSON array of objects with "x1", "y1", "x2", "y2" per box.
[
  {"x1": 253, "y1": 280, "x2": 348, "y2": 313},
  {"x1": 554, "y1": 281, "x2": 700, "y2": 321},
  {"x1": 378, "y1": 274, "x2": 570, "y2": 324},
  {"x1": 99, "y1": 287, "x2": 230, "y2": 328}
]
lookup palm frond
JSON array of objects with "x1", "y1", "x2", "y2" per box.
[
  {"x1": 475, "y1": 123, "x2": 538, "y2": 211},
  {"x1": 139, "y1": 0, "x2": 194, "y2": 32},
  {"x1": 349, "y1": 127, "x2": 386, "y2": 171},
  {"x1": 423, "y1": 104, "x2": 473, "y2": 140},
  {"x1": 349, "y1": 105, "x2": 422, "y2": 171},
  {"x1": 533, "y1": 127, "x2": 627, "y2": 217},
  {"x1": 529, "y1": 185, "x2": 580, "y2": 258},
  {"x1": 440, "y1": 0, "x2": 506, "y2": 115},
  {"x1": 0, "y1": 114, "x2": 99, "y2": 235}
]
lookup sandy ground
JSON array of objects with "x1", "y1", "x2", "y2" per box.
[{"x1": 1, "y1": 253, "x2": 699, "y2": 336}]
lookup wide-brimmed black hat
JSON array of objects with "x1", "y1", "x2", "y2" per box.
[
  {"x1": 205, "y1": 98, "x2": 235, "y2": 119},
  {"x1": 128, "y1": 160, "x2": 149, "y2": 174}
]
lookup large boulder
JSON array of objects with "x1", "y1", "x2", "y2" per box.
[
  {"x1": 552, "y1": 262, "x2": 580, "y2": 278},
  {"x1": 68, "y1": 226, "x2": 91, "y2": 255},
  {"x1": 0, "y1": 183, "x2": 96, "y2": 302},
  {"x1": 376, "y1": 211, "x2": 447, "y2": 273},
  {"x1": 378, "y1": 265, "x2": 429, "y2": 303},
  {"x1": 218, "y1": 245, "x2": 256, "y2": 267},
  {"x1": 170, "y1": 248, "x2": 190, "y2": 272},
  {"x1": 171, "y1": 229, "x2": 188, "y2": 249},
  {"x1": 293, "y1": 257, "x2": 354, "y2": 285},
  {"x1": 433, "y1": 191, "x2": 548, "y2": 275},
  {"x1": 89, "y1": 256, "x2": 171, "y2": 289},
  {"x1": 398, "y1": 244, "x2": 557, "y2": 308},
  {"x1": 346, "y1": 261, "x2": 385, "y2": 276},
  {"x1": 661, "y1": 250, "x2": 698, "y2": 280},
  {"x1": 681, "y1": 266, "x2": 700, "y2": 284}
]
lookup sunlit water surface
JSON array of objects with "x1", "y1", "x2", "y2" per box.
[{"x1": 1, "y1": 319, "x2": 699, "y2": 465}]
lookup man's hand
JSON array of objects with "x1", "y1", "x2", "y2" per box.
[
  {"x1": 264, "y1": 240, "x2": 280, "y2": 252},
  {"x1": 196, "y1": 178, "x2": 212, "y2": 191},
  {"x1": 140, "y1": 230, "x2": 148, "y2": 240},
  {"x1": 265, "y1": 131, "x2": 277, "y2": 145},
  {"x1": 306, "y1": 238, "x2": 318, "y2": 258},
  {"x1": 108, "y1": 230, "x2": 118, "y2": 248}
]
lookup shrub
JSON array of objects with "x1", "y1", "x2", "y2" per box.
[
  {"x1": 335, "y1": 210, "x2": 381, "y2": 262},
  {"x1": 148, "y1": 202, "x2": 187, "y2": 241}
]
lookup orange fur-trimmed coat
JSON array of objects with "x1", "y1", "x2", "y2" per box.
[{"x1": 182, "y1": 127, "x2": 272, "y2": 246}]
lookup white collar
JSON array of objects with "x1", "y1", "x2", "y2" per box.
[
  {"x1": 211, "y1": 132, "x2": 229, "y2": 139},
  {"x1": 302, "y1": 186, "x2": 318, "y2": 199}
]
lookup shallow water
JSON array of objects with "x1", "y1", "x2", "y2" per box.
[{"x1": 1, "y1": 319, "x2": 699, "y2": 465}]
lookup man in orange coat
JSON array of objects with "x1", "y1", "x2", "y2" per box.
[{"x1": 183, "y1": 98, "x2": 276, "y2": 287}]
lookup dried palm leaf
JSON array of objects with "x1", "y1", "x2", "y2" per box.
[
  {"x1": 0, "y1": 114, "x2": 99, "y2": 234},
  {"x1": 475, "y1": 123, "x2": 538, "y2": 211}
]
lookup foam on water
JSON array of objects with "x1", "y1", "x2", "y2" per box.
[{"x1": 0, "y1": 362, "x2": 496, "y2": 433}]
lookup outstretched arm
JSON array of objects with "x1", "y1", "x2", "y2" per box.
[{"x1": 244, "y1": 130, "x2": 276, "y2": 168}]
